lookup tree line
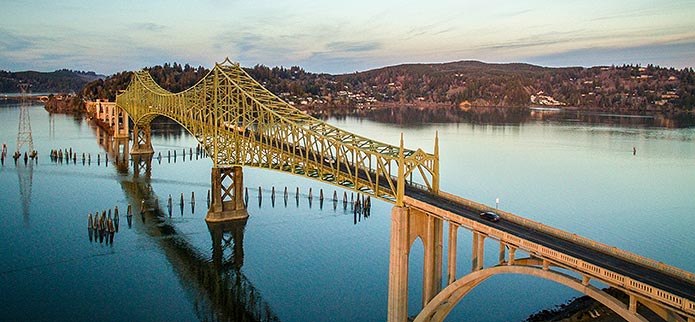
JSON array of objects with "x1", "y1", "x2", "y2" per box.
[{"x1": 53, "y1": 60, "x2": 695, "y2": 113}]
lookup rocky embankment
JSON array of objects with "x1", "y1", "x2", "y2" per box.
[
  {"x1": 525, "y1": 287, "x2": 663, "y2": 321},
  {"x1": 44, "y1": 94, "x2": 85, "y2": 113}
]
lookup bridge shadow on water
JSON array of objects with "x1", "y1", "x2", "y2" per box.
[
  {"x1": 119, "y1": 156, "x2": 280, "y2": 322},
  {"x1": 91, "y1": 122, "x2": 281, "y2": 322}
]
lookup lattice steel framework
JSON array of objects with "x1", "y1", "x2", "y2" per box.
[
  {"x1": 116, "y1": 58, "x2": 439, "y2": 203},
  {"x1": 16, "y1": 83, "x2": 34, "y2": 154}
]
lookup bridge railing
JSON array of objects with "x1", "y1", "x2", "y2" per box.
[
  {"x1": 436, "y1": 190, "x2": 695, "y2": 285},
  {"x1": 410, "y1": 192, "x2": 695, "y2": 317}
]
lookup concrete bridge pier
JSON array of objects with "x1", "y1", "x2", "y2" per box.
[
  {"x1": 106, "y1": 102, "x2": 113, "y2": 126},
  {"x1": 207, "y1": 166, "x2": 248, "y2": 222},
  {"x1": 388, "y1": 206, "x2": 443, "y2": 322},
  {"x1": 113, "y1": 108, "x2": 130, "y2": 139},
  {"x1": 471, "y1": 232, "x2": 485, "y2": 272},
  {"x1": 131, "y1": 123, "x2": 154, "y2": 155}
]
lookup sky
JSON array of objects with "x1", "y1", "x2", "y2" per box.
[{"x1": 1, "y1": 0, "x2": 694, "y2": 75}]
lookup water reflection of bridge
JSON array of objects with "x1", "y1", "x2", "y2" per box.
[
  {"x1": 89, "y1": 59, "x2": 695, "y2": 322},
  {"x1": 92, "y1": 124, "x2": 279, "y2": 322}
]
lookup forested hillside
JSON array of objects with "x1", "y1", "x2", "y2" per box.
[
  {"x1": 62, "y1": 60, "x2": 695, "y2": 115},
  {"x1": 80, "y1": 62, "x2": 208, "y2": 101},
  {"x1": 250, "y1": 61, "x2": 695, "y2": 112},
  {"x1": 0, "y1": 69, "x2": 102, "y2": 93}
]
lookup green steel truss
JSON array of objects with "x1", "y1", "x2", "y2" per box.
[{"x1": 116, "y1": 58, "x2": 439, "y2": 203}]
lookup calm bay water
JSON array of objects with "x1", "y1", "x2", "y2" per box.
[{"x1": 1, "y1": 102, "x2": 694, "y2": 321}]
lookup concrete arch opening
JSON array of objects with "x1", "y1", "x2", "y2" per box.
[
  {"x1": 415, "y1": 265, "x2": 649, "y2": 322},
  {"x1": 407, "y1": 236, "x2": 425, "y2": 317}
]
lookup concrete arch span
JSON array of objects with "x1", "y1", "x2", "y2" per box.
[{"x1": 414, "y1": 265, "x2": 649, "y2": 322}]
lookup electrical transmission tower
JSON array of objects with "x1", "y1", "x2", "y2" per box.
[
  {"x1": 16, "y1": 83, "x2": 36, "y2": 159},
  {"x1": 14, "y1": 83, "x2": 36, "y2": 224}
]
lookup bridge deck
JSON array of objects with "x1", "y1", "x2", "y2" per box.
[
  {"x1": 405, "y1": 188, "x2": 695, "y2": 301},
  {"x1": 275, "y1": 126, "x2": 695, "y2": 302}
]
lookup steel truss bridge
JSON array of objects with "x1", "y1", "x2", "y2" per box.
[{"x1": 107, "y1": 58, "x2": 695, "y2": 322}]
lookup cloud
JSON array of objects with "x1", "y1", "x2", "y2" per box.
[
  {"x1": 134, "y1": 23, "x2": 168, "y2": 33},
  {"x1": 523, "y1": 41, "x2": 695, "y2": 69},
  {"x1": 497, "y1": 8, "x2": 534, "y2": 18},
  {"x1": 0, "y1": 29, "x2": 34, "y2": 52},
  {"x1": 295, "y1": 51, "x2": 381, "y2": 74},
  {"x1": 325, "y1": 41, "x2": 382, "y2": 53}
]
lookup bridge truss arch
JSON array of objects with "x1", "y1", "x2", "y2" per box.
[{"x1": 116, "y1": 58, "x2": 439, "y2": 203}]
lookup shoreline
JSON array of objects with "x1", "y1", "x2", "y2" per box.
[{"x1": 525, "y1": 287, "x2": 664, "y2": 321}]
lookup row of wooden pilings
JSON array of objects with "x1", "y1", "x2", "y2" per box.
[
  {"x1": 244, "y1": 186, "x2": 372, "y2": 214},
  {"x1": 160, "y1": 186, "x2": 371, "y2": 215},
  {"x1": 88, "y1": 186, "x2": 373, "y2": 237},
  {"x1": 87, "y1": 206, "x2": 129, "y2": 245},
  {"x1": 48, "y1": 146, "x2": 209, "y2": 166},
  {"x1": 155, "y1": 145, "x2": 209, "y2": 161},
  {"x1": 1, "y1": 146, "x2": 37, "y2": 166},
  {"x1": 50, "y1": 148, "x2": 111, "y2": 165}
]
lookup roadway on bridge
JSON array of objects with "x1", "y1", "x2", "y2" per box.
[
  {"x1": 246, "y1": 127, "x2": 695, "y2": 302},
  {"x1": 405, "y1": 188, "x2": 695, "y2": 302}
]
